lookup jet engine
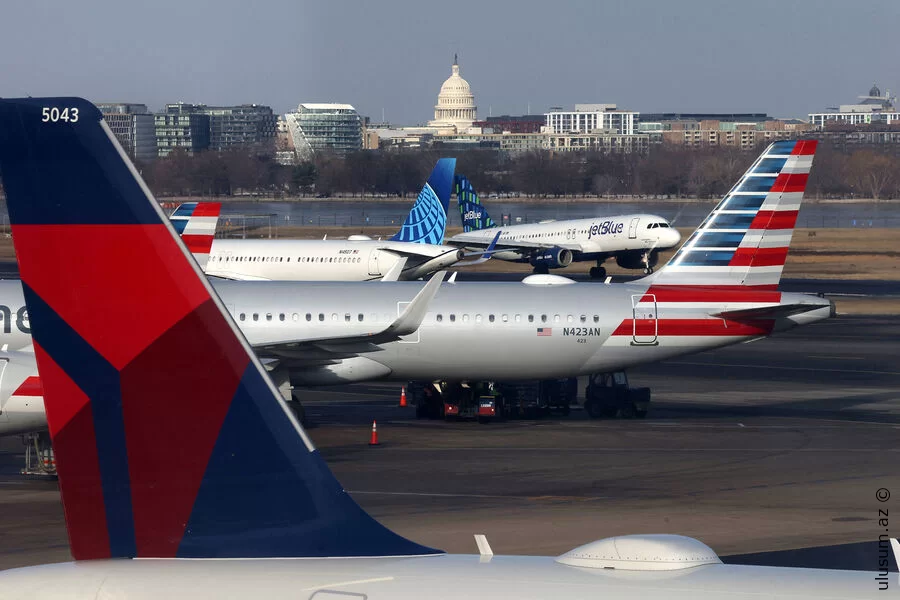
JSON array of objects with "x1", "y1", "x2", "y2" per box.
[
  {"x1": 616, "y1": 250, "x2": 659, "y2": 270},
  {"x1": 530, "y1": 247, "x2": 573, "y2": 269}
]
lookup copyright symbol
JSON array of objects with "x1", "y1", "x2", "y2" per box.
[{"x1": 876, "y1": 488, "x2": 890, "y2": 502}]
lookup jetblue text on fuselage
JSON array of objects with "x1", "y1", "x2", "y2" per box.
[{"x1": 588, "y1": 221, "x2": 624, "y2": 239}]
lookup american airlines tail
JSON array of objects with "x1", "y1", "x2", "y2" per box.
[
  {"x1": 169, "y1": 201, "x2": 221, "y2": 269},
  {"x1": 456, "y1": 174, "x2": 497, "y2": 232},
  {"x1": 647, "y1": 139, "x2": 817, "y2": 289},
  {"x1": 389, "y1": 158, "x2": 456, "y2": 244},
  {"x1": 0, "y1": 97, "x2": 437, "y2": 560}
]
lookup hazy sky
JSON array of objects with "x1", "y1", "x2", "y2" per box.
[{"x1": 2, "y1": 0, "x2": 898, "y2": 122}]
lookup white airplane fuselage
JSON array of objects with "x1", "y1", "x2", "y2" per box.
[
  {"x1": 448, "y1": 214, "x2": 681, "y2": 264},
  {"x1": 0, "y1": 553, "x2": 887, "y2": 599},
  {"x1": 204, "y1": 238, "x2": 463, "y2": 281}
]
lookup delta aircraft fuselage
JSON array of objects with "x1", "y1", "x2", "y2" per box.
[{"x1": 204, "y1": 238, "x2": 463, "y2": 281}]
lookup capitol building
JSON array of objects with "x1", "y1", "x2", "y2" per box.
[{"x1": 427, "y1": 54, "x2": 477, "y2": 133}]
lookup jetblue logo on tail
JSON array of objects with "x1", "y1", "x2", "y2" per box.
[
  {"x1": 391, "y1": 158, "x2": 455, "y2": 244},
  {"x1": 455, "y1": 175, "x2": 496, "y2": 232}
]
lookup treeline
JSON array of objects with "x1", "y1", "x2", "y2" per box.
[{"x1": 111, "y1": 142, "x2": 900, "y2": 201}]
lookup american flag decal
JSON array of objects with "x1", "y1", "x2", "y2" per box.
[{"x1": 537, "y1": 327, "x2": 552, "y2": 336}]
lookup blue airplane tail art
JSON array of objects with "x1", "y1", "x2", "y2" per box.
[
  {"x1": 455, "y1": 174, "x2": 496, "y2": 232},
  {"x1": 390, "y1": 158, "x2": 456, "y2": 244},
  {"x1": 0, "y1": 97, "x2": 440, "y2": 561}
]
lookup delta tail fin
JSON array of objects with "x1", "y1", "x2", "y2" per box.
[
  {"x1": 390, "y1": 158, "x2": 455, "y2": 244},
  {"x1": 0, "y1": 97, "x2": 438, "y2": 560},
  {"x1": 648, "y1": 140, "x2": 816, "y2": 288},
  {"x1": 456, "y1": 174, "x2": 496, "y2": 232},
  {"x1": 169, "y1": 201, "x2": 221, "y2": 269}
]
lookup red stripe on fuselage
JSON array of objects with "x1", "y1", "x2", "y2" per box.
[
  {"x1": 190, "y1": 203, "x2": 221, "y2": 217},
  {"x1": 770, "y1": 173, "x2": 808, "y2": 194},
  {"x1": 182, "y1": 234, "x2": 213, "y2": 255},
  {"x1": 641, "y1": 285, "x2": 782, "y2": 304},
  {"x1": 34, "y1": 343, "x2": 111, "y2": 560},
  {"x1": 612, "y1": 318, "x2": 775, "y2": 337},
  {"x1": 13, "y1": 375, "x2": 42, "y2": 397},
  {"x1": 729, "y1": 246, "x2": 789, "y2": 267},
  {"x1": 121, "y1": 298, "x2": 250, "y2": 558},
  {"x1": 12, "y1": 224, "x2": 210, "y2": 370},
  {"x1": 749, "y1": 210, "x2": 798, "y2": 230},
  {"x1": 791, "y1": 140, "x2": 818, "y2": 155}
]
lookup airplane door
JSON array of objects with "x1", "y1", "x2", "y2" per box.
[
  {"x1": 628, "y1": 217, "x2": 640, "y2": 239},
  {"x1": 396, "y1": 301, "x2": 419, "y2": 343},
  {"x1": 631, "y1": 294, "x2": 658, "y2": 345},
  {"x1": 368, "y1": 249, "x2": 381, "y2": 276},
  {"x1": 0, "y1": 358, "x2": 8, "y2": 421}
]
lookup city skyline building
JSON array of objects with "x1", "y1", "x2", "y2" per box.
[
  {"x1": 284, "y1": 103, "x2": 363, "y2": 159},
  {"x1": 155, "y1": 103, "x2": 211, "y2": 157},
  {"x1": 545, "y1": 104, "x2": 639, "y2": 136},
  {"x1": 427, "y1": 55, "x2": 477, "y2": 133},
  {"x1": 808, "y1": 83, "x2": 899, "y2": 128},
  {"x1": 96, "y1": 103, "x2": 157, "y2": 161}
]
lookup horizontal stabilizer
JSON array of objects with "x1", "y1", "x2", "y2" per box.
[{"x1": 713, "y1": 303, "x2": 825, "y2": 321}]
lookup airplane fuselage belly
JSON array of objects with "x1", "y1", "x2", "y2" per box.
[{"x1": 0, "y1": 554, "x2": 884, "y2": 599}]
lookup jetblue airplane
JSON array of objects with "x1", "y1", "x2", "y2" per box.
[
  {"x1": 203, "y1": 159, "x2": 469, "y2": 281},
  {"x1": 448, "y1": 174, "x2": 682, "y2": 277},
  {"x1": 0, "y1": 97, "x2": 891, "y2": 599}
]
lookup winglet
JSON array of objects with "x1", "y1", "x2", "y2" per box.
[
  {"x1": 456, "y1": 230, "x2": 502, "y2": 266},
  {"x1": 380, "y1": 256, "x2": 408, "y2": 282},
  {"x1": 382, "y1": 271, "x2": 446, "y2": 337}
]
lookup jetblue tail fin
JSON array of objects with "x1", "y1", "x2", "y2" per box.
[
  {"x1": 0, "y1": 97, "x2": 437, "y2": 560},
  {"x1": 649, "y1": 140, "x2": 816, "y2": 288},
  {"x1": 390, "y1": 158, "x2": 455, "y2": 244},
  {"x1": 170, "y1": 201, "x2": 221, "y2": 269},
  {"x1": 455, "y1": 174, "x2": 496, "y2": 232}
]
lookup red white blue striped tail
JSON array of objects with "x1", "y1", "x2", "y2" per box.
[
  {"x1": 649, "y1": 140, "x2": 816, "y2": 288},
  {"x1": 169, "y1": 202, "x2": 221, "y2": 269}
]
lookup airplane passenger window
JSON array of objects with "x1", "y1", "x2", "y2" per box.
[
  {"x1": 266, "y1": 313, "x2": 272, "y2": 321},
  {"x1": 502, "y1": 314, "x2": 509, "y2": 322},
  {"x1": 436, "y1": 314, "x2": 443, "y2": 322},
  {"x1": 358, "y1": 314, "x2": 364, "y2": 322},
  {"x1": 292, "y1": 313, "x2": 299, "y2": 321},
  {"x1": 554, "y1": 314, "x2": 561, "y2": 323},
  {"x1": 514, "y1": 314, "x2": 520, "y2": 323},
  {"x1": 239, "y1": 313, "x2": 245, "y2": 321},
  {"x1": 449, "y1": 314, "x2": 456, "y2": 322},
  {"x1": 580, "y1": 315, "x2": 587, "y2": 323},
  {"x1": 528, "y1": 315, "x2": 534, "y2": 322},
  {"x1": 345, "y1": 313, "x2": 351, "y2": 322},
  {"x1": 593, "y1": 315, "x2": 600, "y2": 323},
  {"x1": 306, "y1": 313, "x2": 311, "y2": 321},
  {"x1": 541, "y1": 314, "x2": 547, "y2": 323},
  {"x1": 331, "y1": 313, "x2": 338, "y2": 321},
  {"x1": 318, "y1": 313, "x2": 324, "y2": 321},
  {"x1": 475, "y1": 314, "x2": 483, "y2": 324},
  {"x1": 279, "y1": 314, "x2": 285, "y2": 321},
  {"x1": 253, "y1": 313, "x2": 259, "y2": 321},
  {"x1": 488, "y1": 314, "x2": 495, "y2": 323},
  {"x1": 462, "y1": 314, "x2": 470, "y2": 323}
]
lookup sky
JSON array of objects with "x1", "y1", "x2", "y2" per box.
[{"x1": 1, "y1": 0, "x2": 899, "y2": 123}]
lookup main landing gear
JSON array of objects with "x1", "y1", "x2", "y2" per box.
[{"x1": 21, "y1": 432, "x2": 56, "y2": 477}]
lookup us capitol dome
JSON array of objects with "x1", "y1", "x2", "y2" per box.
[{"x1": 428, "y1": 54, "x2": 477, "y2": 133}]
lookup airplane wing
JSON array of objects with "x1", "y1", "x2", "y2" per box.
[
  {"x1": 448, "y1": 234, "x2": 583, "y2": 253},
  {"x1": 204, "y1": 271, "x2": 272, "y2": 281},
  {"x1": 713, "y1": 303, "x2": 826, "y2": 320},
  {"x1": 252, "y1": 272, "x2": 446, "y2": 361}
]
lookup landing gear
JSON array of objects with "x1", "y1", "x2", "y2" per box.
[
  {"x1": 641, "y1": 251, "x2": 657, "y2": 275},
  {"x1": 643, "y1": 266, "x2": 653, "y2": 275},
  {"x1": 21, "y1": 432, "x2": 56, "y2": 477},
  {"x1": 589, "y1": 266, "x2": 607, "y2": 279}
]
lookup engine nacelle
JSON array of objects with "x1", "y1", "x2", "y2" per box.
[
  {"x1": 530, "y1": 247, "x2": 573, "y2": 269},
  {"x1": 0, "y1": 351, "x2": 46, "y2": 437},
  {"x1": 290, "y1": 356, "x2": 392, "y2": 386},
  {"x1": 616, "y1": 250, "x2": 659, "y2": 270}
]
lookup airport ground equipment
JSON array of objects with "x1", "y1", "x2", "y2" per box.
[
  {"x1": 410, "y1": 378, "x2": 578, "y2": 422},
  {"x1": 584, "y1": 371, "x2": 650, "y2": 418}
]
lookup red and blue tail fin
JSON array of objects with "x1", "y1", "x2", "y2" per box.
[
  {"x1": 169, "y1": 202, "x2": 221, "y2": 269},
  {"x1": 390, "y1": 158, "x2": 455, "y2": 244},
  {"x1": 649, "y1": 140, "x2": 816, "y2": 288},
  {"x1": 0, "y1": 97, "x2": 438, "y2": 560}
]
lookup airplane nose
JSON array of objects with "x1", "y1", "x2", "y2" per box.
[{"x1": 665, "y1": 228, "x2": 682, "y2": 248}]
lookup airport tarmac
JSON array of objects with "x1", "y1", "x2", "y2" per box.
[{"x1": 1, "y1": 315, "x2": 897, "y2": 573}]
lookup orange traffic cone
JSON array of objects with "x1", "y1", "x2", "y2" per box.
[
  {"x1": 369, "y1": 420, "x2": 380, "y2": 446},
  {"x1": 399, "y1": 386, "x2": 407, "y2": 408}
]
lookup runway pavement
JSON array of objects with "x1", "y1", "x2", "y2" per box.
[{"x1": 0, "y1": 315, "x2": 897, "y2": 572}]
